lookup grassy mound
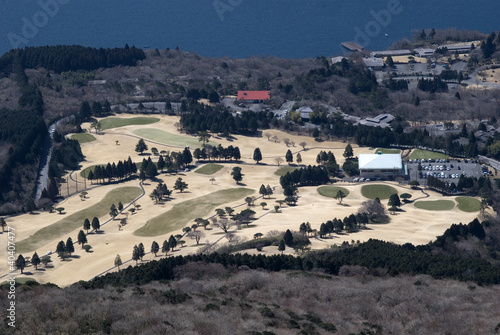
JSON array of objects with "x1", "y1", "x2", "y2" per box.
[
  {"x1": 16, "y1": 187, "x2": 143, "y2": 253},
  {"x1": 274, "y1": 166, "x2": 299, "y2": 176},
  {"x1": 195, "y1": 164, "x2": 224, "y2": 175},
  {"x1": 71, "y1": 133, "x2": 96, "y2": 143},
  {"x1": 317, "y1": 186, "x2": 350, "y2": 198},
  {"x1": 414, "y1": 200, "x2": 455, "y2": 211},
  {"x1": 133, "y1": 128, "x2": 213, "y2": 148},
  {"x1": 408, "y1": 149, "x2": 448, "y2": 160},
  {"x1": 455, "y1": 197, "x2": 481, "y2": 212},
  {"x1": 134, "y1": 188, "x2": 254, "y2": 237},
  {"x1": 99, "y1": 117, "x2": 159, "y2": 130},
  {"x1": 361, "y1": 184, "x2": 397, "y2": 200}
]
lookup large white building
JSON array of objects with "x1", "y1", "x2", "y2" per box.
[{"x1": 358, "y1": 153, "x2": 405, "y2": 179}]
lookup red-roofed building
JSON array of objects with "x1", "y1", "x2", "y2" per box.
[{"x1": 237, "y1": 90, "x2": 271, "y2": 102}]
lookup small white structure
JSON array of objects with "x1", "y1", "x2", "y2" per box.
[
  {"x1": 298, "y1": 106, "x2": 313, "y2": 120},
  {"x1": 358, "y1": 153, "x2": 404, "y2": 179}
]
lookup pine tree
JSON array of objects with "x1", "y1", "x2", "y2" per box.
[
  {"x1": 168, "y1": 235, "x2": 177, "y2": 251},
  {"x1": 151, "y1": 241, "x2": 160, "y2": 256},
  {"x1": 56, "y1": 241, "x2": 66, "y2": 259},
  {"x1": 114, "y1": 254, "x2": 123, "y2": 270},
  {"x1": 343, "y1": 143, "x2": 353, "y2": 158},
  {"x1": 138, "y1": 243, "x2": 145, "y2": 261},
  {"x1": 83, "y1": 218, "x2": 91, "y2": 233},
  {"x1": 16, "y1": 255, "x2": 26, "y2": 274},
  {"x1": 91, "y1": 217, "x2": 100, "y2": 232},
  {"x1": 66, "y1": 237, "x2": 75, "y2": 256},
  {"x1": 77, "y1": 230, "x2": 87, "y2": 247},
  {"x1": 278, "y1": 240, "x2": 286, "y2": 254},
  {"x1": 132, "y1": 245, "x2": 140, "y2": 264},
  {"x1": 162, "y1": 240, "x2": 169, "y2": 255},
  {"x1": 285, "y1": 149, "x2": 293, "y2": 164},
  {"x1": 283, "y1": 229, "x2": 294, "y2": 246},
  {"x1": 31, "y1": 252, "x2": 40, "y2": 270},
  {"x1": 253, "y1": 148, "x2": 262, "y2": 164}
]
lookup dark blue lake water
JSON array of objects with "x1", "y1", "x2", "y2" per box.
[{"x1": 1, "y1": 0, "x2": 499, "y2": 58}]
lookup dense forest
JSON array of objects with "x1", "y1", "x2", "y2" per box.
[{"x1": 0, "y1": 44, "x2": 146, "y2": 76}]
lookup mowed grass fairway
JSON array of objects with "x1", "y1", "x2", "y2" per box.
[
  {"x1": 134, "y1": 188, "x2": 254, "y2": 237},
  {"x1": 195, "y1": 164, "x2": 224, "y2": 175},
  {"x1": 455, "y1": 197, "x2": 481, "y2": 212},
  {"x1": 274, "y1": 166, "x2": 299, "y2": 176},
  {"x1": 374, "y1": 148, "x2": 401, "y2": 154},
  {"x1": 361, "y1": 184, "x2": 398, "y2": 200},
  {"x1": 133, "y1": 128, "x2": 213, "y2": 149},
  {"x1": 99, "y1": 117, "x2": 159, "y2": 130},
  {"x1": 414, "y1": 200, "x2": 455, "y2": 211},
  {"x1": 408, "y1": 149, "x2": 448, "y2": 160},
  {"x1": 71, "y1": 133, "x2": 96, "y2": 143},
  {"x1": 317, "y1": 186, "x2": 350, "y2": 198},
  {"x1": 16, "y1": 187, "x2": 142, "y2": 253}
]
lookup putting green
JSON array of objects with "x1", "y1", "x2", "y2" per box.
[
  {"x1": 195, "y1": 164, "x2": 224, "y2": 175},
  {"x1": 99, "y1": 117, "x2": 159, "y2": 130},
  {"x1": 274, "y1": 166, "x2": 299, "y2": 176},
  {"x1": 134, "y1": 188, "x2": 254, "y2": 237},
  {"x1": 133, "y1": 128, "x2": 216, "y2": 149},
  {"x1": 414, "y1": 200, "x2": 455, "y2": 211},
  {"x1": 71, "y1": 133, "x2": 96, "y2": 143},
  {"x1": 16, "y1": 187, "x2": 142, "y2": 253},
  {"x1": 455, "y1": 197, "x2": 481, "y2": 212},
  {"x1": 361, "y1": 184, "x2": 398, "y2": 200},
  {"x1": 317, "y1": 186, "x2": 350, "y2": 198},
  {"x1": 408, "y1": 149, "x2": 448, "y2": 160}
]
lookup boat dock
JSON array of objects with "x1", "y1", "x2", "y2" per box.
[{"x1": 341, "y1": 41, "x2": 363, "y2": 52}]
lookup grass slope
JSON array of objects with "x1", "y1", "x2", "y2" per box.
[
  {"x1": 17, "y1": 187, "x2": 142, "y2": 253},
  {"x1": 133, "y1": 128, "x2": 213, "y2": 149},
  {"x1": 99, "y1": 117, "x2": 159, "y2": 130},
  {"x1": 71, "y1": 133, "x2": 96, "y2": 143},
  {"x1": 361, "y1": 184, "x2": 397, "y2": 200},
  {"x1": 455, "y1": 196, "x2": 481, "y2": 212},
  {"x1": 408, "y1": 149, "x2": 448, "y2": 160},
  {"x1": 414, "y1": 200, "x2": 455, "y2": 211},
  {"x1": 195, "y1": 164, "x2": 224, "y2": 175},
  {"x1": 134, "y1": 188, "x2": 254, "y2": 237},
  {"x1": 317, "y1": 186, "x2": 350, "y2": 198}
]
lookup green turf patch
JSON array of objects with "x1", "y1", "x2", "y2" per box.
[
  {"x1": 134, "y1": 188, "x2": 254, "y2": 237},
  {"x1": 374, "y1": 148, "x2": 401, "y2": 154},
  {"x1": 16, "y1": 187, "x2": 142, "y2": 253},
  {"x1": 274, "y1": 166, "x2": 299, "y2": 176},
  {"x1": 71, "y1": 133, "x2": 96, "y2": 143},
  {"x1": 195, "y1": 163, "x2": 224, "y2": 175},
  {"x1": 99, "y1": 117, "x2": 159, "y2": 130},
  {"x1": 80, "y1": 164, "x2": 106, "y2": 178},
  {"x1": 361, "y1": 184, "x2": 398, "y2": 200},
  {"x1": 408, "y1": 149, "x2": 448, "y2": 160},
  {"x1": 455, "y1": 197, "x2": 481, "y2": 212},
  {"x1": 133, "y1": 128, "x2": 215, "y2": 149},
  {"x1": 414, "y1": 200, "x2": 455, "y2": 211},
  {"x1": 317, "y1": 186, "x2": 350, "y2": 198}
]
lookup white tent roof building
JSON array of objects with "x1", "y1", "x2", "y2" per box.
[{"x1": 358, "y1": 153, "x2": 405, "y2": 179}]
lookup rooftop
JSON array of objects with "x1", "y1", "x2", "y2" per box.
[
  {"x1": 359, "y1": 153, "x2": 402, "y2": 170},
  {"x1": 237, "y1": 91, "x2": 271, "y2": 101},
  {"x1": 362, "y1": 57, "x2": 384, "y2": 68}
]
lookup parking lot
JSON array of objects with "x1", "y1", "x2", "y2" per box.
[{"x1": 406, "y1": 158, "x2": 486, "y2": 185}]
